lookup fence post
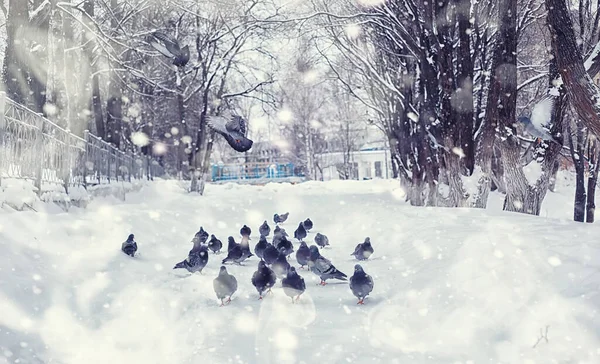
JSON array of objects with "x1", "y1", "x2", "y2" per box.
[
  {"x1": 0, "y1": 92, "x2": 5, "y2": 187},
  {"x1": 82, "y1": 130, "x2": 89, "y2": 189},
  {"x1": 34, "y1": 117, "x2": 43, "y2": 196}
]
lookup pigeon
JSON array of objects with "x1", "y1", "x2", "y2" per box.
[
  {"x1": 349, "y1": 264, "x2": 374, "y2": 305},
  {"x1": 121, "y1": 234, "x2": 138, "y2": 257},
  {"x1": 207, "y1": 234, "x2": 223, "y2": 254},
  {"x1": 263, "y1": 243, "x2": 279, "y2": 265},
  {"x1": 517, "y1": 116, "x2": 559, "y2": 143},
  {"x1": 308, "y1": 245, "x2": 347, "y2": 285},
  {"x1": 274, "y1": 212, "x2": 289, "y2": 224},
  {"x1": 282, "y1": 267, "x2": 306, "y2": 303},
  {"x1": 302, "y1": 218, "x2": 313, "y2": 231},
  {"x1": 206, "y1": 114, "x2": 254, "y2": 153},
  {"x1": 239, "y1": 234, "x2": 254, "y2": 261},
  {"x1": 192, "y1": 227, "x2": 209, "y2": 245},
  {"x1": 251, "y1": 261, "x2": 277, "y2": 299},
  {"x1": 148, "y1": 31, "x2": 190, "y2": 67},
  {"x1": 213, "y1": 266, "x2": 238, "y2": 306},
  {"x1": 276, "y1": 236, "x2": 294, "y2": 257},
  {"x1": 240, "y1": 224, "x2": 252, "y2": 239},
  {"x1": 294, "y1": 222, "x2": 307, "y2": 241},
  {"x1": 222, "y1": 237, "x2": 244, "y2": 264},
  {"x1": 274, "y1": 226, "x2": 288, "y2": 237},
  {"x1": 295, "y1": 241, "x2": 310, "y2": 269},
  {"x1": 174, "y1": 244, "x2": 209, "y2": 274},
  {"x1": 254, "y1": 235, "x2": 269, "y2": 260},
  {"x1": 272, "y1": 249, "x2": 291, "y2": 279},
  {"x1": 259, "y1": 221, "x2": 271, "y2": 237},
  {"x1": 351, "y1": 237, "x2": 374, "y2": 261},
  {"x1": 315, "y1": 233, "x2": 330, "y2": 248}
]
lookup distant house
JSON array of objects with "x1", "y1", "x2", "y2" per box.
[{"x1": 316, "y1": 140, "x2": 392, "y2": 180}]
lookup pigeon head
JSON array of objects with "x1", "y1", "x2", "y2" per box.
[
  {"x1": 219, "y1": 266, "x2": 228, "y2": 274},
  {"x1": 287, "y1": 266, "x2": 297, "y2": 278},
  {"x1": 210, "y1": 234, "x2": 216, "y2": 239},
  {"x1": 354, "y1": 264, "x2": 365, "y2": 273},
  {"x1": 300, "y1": 241, "x2": 308, "y2": 248},
  {"x1": 258, "y1": 260, "x2": 267, "y2": 269},
  {"x1": 364, "y1": 237, "x2": 370, "y2": 243},
  {"x1": 309, "y1": 245, "x2": 320, "y2": 259},
  {"x1": 127, "y1": 234, "x2": 135, "y2": 241}
]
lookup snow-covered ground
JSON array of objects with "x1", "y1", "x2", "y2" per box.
[{"x1": 1, "y1": 173, "x2": 600, "y2": 364}]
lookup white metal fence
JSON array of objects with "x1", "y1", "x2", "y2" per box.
[{"x1": 0, "y1": 92, "x2": 163, "y2": 193}]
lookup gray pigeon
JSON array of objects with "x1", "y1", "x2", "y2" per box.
[
  {"x1": 349, "y1": 264, "x2": 374, "y2": 305},
  {"x1": 254, "y1": 235, "x2": 269, "y2": 260},
  {"x1": 213, "y1": 266, "x2": 238, "y2": 306},
  {"x1": 302, "y1": 218, "x2": 313, "y2": 231},
  {"x1": 263, "y1": 243, "x2": 279, "y2": 265},
  {"x1": 315, "y1": 232, "x2": 329, "y2": 248},
  {"x1": 148, "y1": 31, "x2": 190, "y2": 67},
  {"x1": 251, "y1": 261, "x2": 277, "y2": 299},
  {"x1": 274, "y1": 226, "x2": 288, "y2": 238},
  {"x1": 295, "y1": 241, "x2": 310, "y2": 269},
  {"x1": 174, "y1": 244, "x2": 209, "y2": 274},
  {"x1": 207, "y1": 234, "x2": 223, "y2": 254},
  {"x1": 294, "y1": 222, "x2": 307, "y2": 241},
  {"x1": 259, "y1": 221, "x2": 271, "y2": 237},
  {"x1": 517, "y1": 116, "x2": 559, "y2": 143},
  {"x1": 192, "y1": 227, "x2": 209, "y2": 245},
  {"x1": 274, "y1": 212, "x2": 289, "y2": 224},
  {"x1": 121, "y1": 234, "x2": 138, "y2": 257},
  {"x1": 272, "y1": 249, "x2": 291, "y2": 279},
  {"x1": 351, "y1": 237, "x2": 374, "y2": 261},
  {"x1": 282, "y1": 267, "x2": 306, "y2": 303},
  {"x1": 308, "y1": 245, "x2": 347, "y2": 285},
  {"x1": 222, "y1": 237, "x2": 244, "y2": 264},
  {"x1": 206, "y1": 115, "x2": 253, "y2": 152},
  {"x1": 276, "y1": 236, "x2": 294, "y2": 257}
]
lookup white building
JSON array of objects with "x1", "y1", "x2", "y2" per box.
[{"x1": 316, "y1": 141, "x2": 392, "y2": 181}]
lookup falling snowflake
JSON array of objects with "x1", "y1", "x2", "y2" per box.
[
  {"x1": 302, "y1": 69, "x2": 318, "y2": 84},
  {"x1": 131, "y1": 132, "x2": 150, "y2": 147},
  {"x1": 153, "y1": 142, "x2": 168, "y2": 155},
  {"x1": 171, "y1": 127, "x2": 180, "y2": 136},
  {"x1": 407, "y1": 112, "x2": 419, "y2": 122},
  {"x1": 452, "y1": 147, "x2": 465, "y2": 158},
  {"x1": 43, "y1": 103, "x2": 58, "y2": 117},
  {"x1": 277, "y1": 108, "x2": 293, "y2": 123},
  {"x1": 181, "y1": 135, "x2": 192, "y2": 144}
]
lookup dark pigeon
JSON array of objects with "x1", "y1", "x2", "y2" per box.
[
  {"x1": 351, "y1": 237, "x2": 374, "y2": 261},
  {"x1": 121, "y1": 234, "x2": 138, "y2": 257},
  {"x1": 192, "y1": 227, "x2": 209, "y2": 245},
  {"x1": 349, "y1": 264, "x2": 374, "y2": 305},
  {"x1": 273, "y1": 212, "x2": 289, "y2": 224},
  {"x1": 272, "y1": 249, "x2": 291, "y2": 279},
  {"x1": 213, "y1": 266, "x2": 238, "y2": 306},
  {"x1": 259, "y1": 221, "x2": 271, "y2": 237},
  {"x1": 240, "y1": 224, "x2": 252, "y2": 238},
  {"x1": 148, "y1": 31, "x2": 190, "y2": 67},
  {"x1": 206, "y1": 115, "x2": 253, "y2": 153},
  {"x1": 315, "y1": 233, "x2": 330, "y2": 248},
  {"x1": 254, "y1": 235, "x2": 269, "y2": 260},
  {"x1": 282, "y1": 267, "x2": 306, "y2": 303},
  {"x1": 294, "y1": 222, "x2": 307, "y2": 241},
  {"x1": 251, "y1": 261, "x2": 277, "y2": 299},
  {"x1": 295, "y1": 241, "x2": 310, "y2": 269},
  {"x1": 207, "y1": 234, "x2": 223, "y2": 254},
  {"x1": 174, "y1": 244, "x2": 209, "y2": 274},
  {"x1": 302, "y1": 218, "x2": 313, "y2": 231},
  {"x1": 222, "y1": 237, "x2": 244, "y2": 264},
  {"x1": 263, "y1": 243, "x2": 279, "y2": 265},
  {"x1": 240, "y1": 235, "x2": 254, "y2": 261},
  {"x1": 308, "y1": 245, "x2": 347, "y2": 285},
  {"x1": 276, "y1": 236, "x2": 294, "y2": 257}
]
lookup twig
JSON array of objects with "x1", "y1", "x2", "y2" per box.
[{"x1": 532, "y1": 325, "x2": 550, "y2": 348}]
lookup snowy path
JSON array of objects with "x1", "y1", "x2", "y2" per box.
[{"x1": 1, "y1": 179, "x2": 600, "y2": 364}]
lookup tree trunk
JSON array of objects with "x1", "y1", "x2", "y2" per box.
[
  {"x1": 586, "y1": 145, "x2": 600, "y2": 223},
  {"x1": 81, "y1": 0, "x2": 104, "y2": 138},
  {"x1": 2, "y1": 0, "x2": 30, "y2": 106},
  {"x1": 105, "y1": 0, "x2": 122, "y2": 147}
]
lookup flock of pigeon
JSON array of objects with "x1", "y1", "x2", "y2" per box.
[{"x1": 121, "y1": 213, "x2": 376, "y2": 306}]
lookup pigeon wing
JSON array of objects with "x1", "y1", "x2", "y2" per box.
[
  {"x1": 152, "y1": 31, "x2": 181, "y2": 54},
  {"x1": 225, "y1": 115, "x2": 248, "y2": 135},
  {"x1": 206, "y1": 115, "x2": 230, "y2": 134}
]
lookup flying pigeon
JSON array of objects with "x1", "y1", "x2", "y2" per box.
[
  {"x1": 349, "y1": 264, "x2": 374, "y2": 305},
  {"x1": 276, "y1": 236, "x2": 294, "y2": 257},
  {"x1": 148, "y1": 31, "x2": 190, "y2": 67},
  {"x1": 254, "y1": 235, "x2": 269, "y2": 260},
  {"x1": 294, "y1": 222, "x2": 307, "y2": 241},
  {"x1": 517, "y1": 116, "x2": 559, "y2": 144},
  {"x1": 263, "y1": 243, "x2": 279, "y2": 265},
  {"x1": 213, "y1": 266, "x2": 238, "y2": 306},
  {"x1": 251, "y1": 261, "x2": 277, "y2": 299},
  {"x1": 302, "y1": 218, "x2": 313, "y2": 231},
  {"x1": 206, "y1": 114, "x2": 253, "y2": 153},
  {"x1": 272, "y1": 249, "x2": 291, "y2": 279},
  {"x1": 315, "y1": 233, "x2": 330, "y2": 248},
  {"x1": 208, "y1": 234, "x2": 223, "y2": 254},
  {"x1": 174, "y1": 244, "x2": 209, "y2": 274},
  {"x1": 308, "y1": 245, "x2": 347, "y2": 285},
  {"x1": 121, "y1": 234, "x2": 138, "y2": 257},
  {"x1": 295, "y1": 241, "x2": 310, "y2": 269},
  {"x1": 351, "y1": 237, "x2": 374, "y2": 261},
  {"x1": 282, "y1": 267, "x2": 306, "y2": 303},
  {"x1": 192, "y1": 227, "x2": 209, "y2": 245},
  {"x1": 222, "y1": 237, "x2": 244, "y2": 264},
  {"x1": 274, "y1": 212, "x2": 289, "y2": 224},
  {"x1": 259, "y1": 221, "x2": 271, "y2": 237}
]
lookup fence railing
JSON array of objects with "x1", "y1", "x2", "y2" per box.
[
  {"x1": 0, "y1": 92, "x2": 163, "y2": 194},
  {"x1": 211, "y1": 162, "x2": 301, "y2": 182}
]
